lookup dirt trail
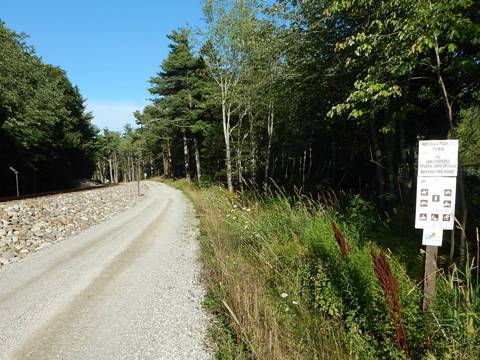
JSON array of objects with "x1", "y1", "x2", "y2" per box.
[{"x1": 0, "y1": 181, "x2": 210, "y2": 359}]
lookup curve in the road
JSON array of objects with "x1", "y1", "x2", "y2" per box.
[{"x1": 0, "y1": 181, "x2": 211, "y2": 360}]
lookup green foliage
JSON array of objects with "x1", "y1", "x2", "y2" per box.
[
  {"x1": 138, "y1": 1, "x2": 479, "y2": 252},
  {"x1": 0, "y1": 21, "x2": 97, "y2": 194},
  {"x1": 457, "y1": 95, "x2": 480, "y2": 177},
  {"x1": 430, "y1": 262, "x2": 480, "y2": 359},
  {"x1": 136, "y1": 27, "x2": 216, "y2": 180},
  {"x1": 167, "y1": 178, "x2": 480, "y2": 358}
]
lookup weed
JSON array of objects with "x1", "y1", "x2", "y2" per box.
[{"x1": 163, "y1": 179, "x2": 479, "y2": 359}]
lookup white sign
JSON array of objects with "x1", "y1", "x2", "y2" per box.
[
  {"x1": 418, "y1": 140, "x2": 458, "y2": 177},
  {"x1": 415, "y1": 176, "x2": 456, "y2": 229},
  {"x1": 422, "y1": 228, "x2": 444, "y2": 246}
]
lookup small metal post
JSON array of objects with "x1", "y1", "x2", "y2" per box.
[
  {"x1": 137, "y1": 163, "x2": 141, "y2": 197},
  {"x1": 9, "y1": 166, "x2": 19, "y2": 197}
]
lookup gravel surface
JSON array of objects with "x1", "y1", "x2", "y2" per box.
[
  {"x1": 0, "y1": 181, "x2": 211, "y2": 359},
  {"x1": 0, "y1": 183, "x2": 147, "y2": 267}
]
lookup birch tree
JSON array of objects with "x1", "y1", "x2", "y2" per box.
[{"x1": 202, "y1": 0, "x2": 260, "y2": 191}]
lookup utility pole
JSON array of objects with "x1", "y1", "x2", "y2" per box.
[{"x1": 9, "y1": 166, "x2": 19, "y2": 197}]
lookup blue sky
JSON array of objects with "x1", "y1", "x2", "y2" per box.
[{"x1": 1, "y1": 0, "x2": 205, "y2": 131}]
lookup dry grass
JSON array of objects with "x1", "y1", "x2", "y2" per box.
[
  {"x1": 169, "y1": 179, "x2": 353, "y2": 359},
  {"x1": 185, "y1": 183, "x2": 285, "y2": 358},
  {"x1": 159, "y1": 178, "x2": 480, "y2": 360}
]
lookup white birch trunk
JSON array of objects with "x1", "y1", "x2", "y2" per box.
[
  {"x1": 194, "y1": 137, "x2": 201, "y2": 182},
  {"x1": 182, "y1": 129, "x2": 191, "y2": 181}
]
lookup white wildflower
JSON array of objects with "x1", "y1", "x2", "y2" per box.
[
  {"x1": 292, "y1": 301, "x2": 299, "y2": 305},
  {"x1": 280, "y1": 292, "x2": 288, "y2": 299}
]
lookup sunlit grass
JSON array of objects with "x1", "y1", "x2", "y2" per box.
[{"x1": 163, "y1": 178, "x2": 480, "y2": 359}]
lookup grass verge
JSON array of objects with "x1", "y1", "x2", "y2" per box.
[{"x1": 161, "y1": 178, "x2": 480, "y2": 359}]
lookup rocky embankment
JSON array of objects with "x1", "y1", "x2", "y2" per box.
[{"x1": 0, "y1": 182, "x2": 147, "y2": 267}]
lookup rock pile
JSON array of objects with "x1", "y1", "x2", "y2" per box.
[{"x1": 0, "y1": 182, "x2": 147, "y2": 267}]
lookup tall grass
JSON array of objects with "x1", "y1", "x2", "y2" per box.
[
  {"x1": 429, "y1": 261, "x2": 480, "y2": 358},
  {"x1": 167, "y1": 179, "x2": 480, "y2": 359}
]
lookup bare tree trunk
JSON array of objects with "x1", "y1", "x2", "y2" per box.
[
  {"x1": 129, "y1": 155, "x2": 133, "y2": 182},
  {"x1": 162, "y1": 147, "x2": 169, "y2": 177},
  {"x1": 397, "y1": 117, "x2": 408, "y2": 202},
  {"x1": 205, "y1": 59, "x2": 236, "y2": 192},
  {"x1": 182, "y1": 129, "x2": 191, "y2": 181},
  {"x1": 222, "y1": 97, "x2": 233, "y2": 192},
  {"x1": 225, "y1": 142, "x2": 233, "y2": 191},
  {"x1": 97, "y1": 161, "x2": 104, "y2": 183},
  {"x1": 308, "y1": 146, "x2": 313, "y2": 182},
  {"x1": 369, "y1": 117, "x2": 386, "y2": 201},
  {"x1": 264, "y1": 103, "x2": 274, "y2": 188},
  {"x1": 131, "y1": 154, "x2": 135, "y2": 181},
  {"x1": 113, "y1": 152, "x2": 119, "y2": 183},
  {"x1": 236, "y1": 109, "x2": 248, "y2": 192},
  {"x1": 194, "y1": 137, "x2": 201, "y2": 182},
  {"x1": 271, "y1": 155, "x2": 278, "y2": 179},
  {"x1": 149, "y1": 155, "x2": 154, "y2": 178},
  {"x1": 384, "y1": 133, "x2": 395, "y2": 195},
  {"x1": 292, "y1": 157, "x2": 296, "y2": 181},
  {"x1": 237, "y1": 153, "x2": 243, "y2": 192},
  {"x1": 249, "y1": 112, "x2": 257, "y2": 184},
  {"x1": 383, "y1": 106, "x2": 395, "y2": 197},
  {"x1": 434, "y1": 36, "x2": 468, "y2": 265},
  {"x1": 108, "y1": 158, "x2": 113, "y2": 183},
  {"x1": 102, "y1": 161, "x2": 107, "y2": 183},
  {"x1": 301, "y1": 149, "x2": 307, "y2": 188},
  {"x1": 167, "y1": 141, "x2": 173, "y2": 177}
]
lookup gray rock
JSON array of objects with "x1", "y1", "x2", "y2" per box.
[
  {"x1": 3, "y1": 249, "x2": 16, "y2": 260},
  {"x1": 0, "y1": 182, "x2": 147, "y2": 266}
]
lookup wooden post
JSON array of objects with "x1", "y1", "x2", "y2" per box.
[{"x1": 423, "y1": 245, "x2": 438, "y2": 310}]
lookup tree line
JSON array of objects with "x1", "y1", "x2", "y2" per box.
[
  {"x1": 130, "y1": 0, "x2": 479, "y2": 261},
  {"x1": 0, "y1": 21, "x2": 97, "y2": 195},
  {"x1": 0, "y1": 21, "x2": 146, "y2": 194},
  {"x1": 130, "y1": 0, "x2": 480, "y2": 248},
  {"x1": 1, "y1": 1, "x2": 479, "y2": 260},
  {"x1": 133, "y1": 0, "x2": 479, "y2": 196}
]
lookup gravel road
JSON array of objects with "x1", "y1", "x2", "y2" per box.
[
  {"x1": 0, "y1": 182, "x2": 146, "y2": 266},
  {"x1": 0, "y1": 181, "x2": 211, "y2": 359}
]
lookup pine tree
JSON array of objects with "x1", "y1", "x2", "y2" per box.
[{"x1": 148, "y1": 28, "x2": 206, "y2": 181}]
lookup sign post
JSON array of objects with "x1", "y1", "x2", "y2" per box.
[
  {"x1": 415, "y1": 140, "x2": 458, "y2": 310},
  {"x1": 9, "y1": 166, "x2": 19, "y2": 197}
]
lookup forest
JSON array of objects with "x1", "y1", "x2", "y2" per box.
[
  {"x1": 129, "y1": 0, "x2": 479, "y2": 262},
  {"x1": 0, "y1": 21, "x2": 97, "y2": 195},
  {"x1": 3, "y1": 1, "x2": 478, "y2": 223},
  {"x1": 1, "y1": 1, "x2": 479, "y2": 358}
]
